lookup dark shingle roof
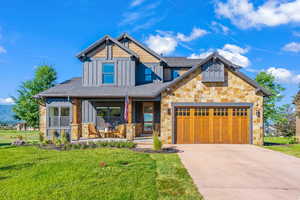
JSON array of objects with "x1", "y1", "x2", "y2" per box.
[
  {"x1": 36, "y1": 77, "x2": 169, "y2": 98},
  {"x1": 163, "y1": 57, "x2": 203, "y2": 67}
]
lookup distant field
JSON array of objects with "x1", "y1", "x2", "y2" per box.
[{"x1": 0, "y1": 130, "x2": 39, "y2": 146}]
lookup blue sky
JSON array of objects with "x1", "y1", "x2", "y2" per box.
[{"x1": 0, "y1": 0, "x2": 299, "y2": 105}]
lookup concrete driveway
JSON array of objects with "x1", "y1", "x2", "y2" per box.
[{"x1": 177, "y1": 144, "x2": 300, "y2": 200}]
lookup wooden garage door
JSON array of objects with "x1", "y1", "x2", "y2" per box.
[{"x1": 175, "y1": 107, "x2": 250, "y2": 144}]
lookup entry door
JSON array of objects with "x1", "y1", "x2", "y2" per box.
[{"x1": 143, "y1": 102, "x2": 154, "y2": 134}]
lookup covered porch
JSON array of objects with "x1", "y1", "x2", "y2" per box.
[{"x1": 70, "y1": 97, "x2": 161, "y2": 141}]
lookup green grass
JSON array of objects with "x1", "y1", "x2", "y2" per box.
[
  {"x1": 0, "y1": 130, "x2": 39, "y2": 146},
  {"x1": 264, "y1": 136, "x2": 291, "y2": 145},
  {"x1": 0, "y1": 145, "x2": 202, "y2": 200},
  {"x1": 264, "y1": 136, "x2": 300, "y2": 158}
]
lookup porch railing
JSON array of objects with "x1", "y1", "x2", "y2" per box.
[{"x1": 49, "y1": 116, "x2": 70, "y2": 127}]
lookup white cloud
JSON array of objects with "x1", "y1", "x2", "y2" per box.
[
  {"x1": 145, "y1": 34, "x2": 177, "y2": 55},
  {"x1": 215, "y1": 0, "x2": 300, "y2": 29},
  {"x1": 130, "y1": 0, "x2": 146, "y2": 7},
  {"x1": 211, "y1": 21, "x2": 230, "y2": 34},
  {"x1": 188, "y1": 44, "x2": 250, "y2": 67},
  {"x1": 0, "y1": 97, "x2": 14, "y2": 105},
  {"x1": 282, "y1": 42, "x2": 300, "y2": 52},
  {"x1": 266, "y1": 67, "x2": 300, "y2": 83},
  {"x1": 0, "y1": 46, "x2": 6, "y2": 54},
  {"x1": 145, "y1": 28, "x2": 208, "y2": 55},
  {"x1": 293, "y1": 31, "x2": 300, "y2": 37},
  {"x1": 176, "y1": 28, "x2": 208, "y2": 42}
]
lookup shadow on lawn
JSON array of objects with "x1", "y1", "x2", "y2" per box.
[
  {"x1": 0, "y1": 162, "x2": 34, "y2": 171},
  {"x1": 264, "y1": 142, "x2": 286, "y2": 146},
  {"x1": 0, "y1": 142, "x2": 11, "y2": 147}
]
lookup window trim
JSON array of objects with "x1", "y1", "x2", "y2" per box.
[{"x1": 102, "y1": 62, "x2": 116, "y2": 85}]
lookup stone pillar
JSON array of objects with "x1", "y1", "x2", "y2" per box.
[
  {"x1": 39, "y1": 104, "x2": 47, "y2": 137},
  {"x1": 71, "y1": 98, "x2": 82, "y2": 140},
  {"x1": 126, "y1": 123, "x2": 135, "y2": 141},
  {"x1": 81, "y1": 123, "x2": 89, "y2": 139}
]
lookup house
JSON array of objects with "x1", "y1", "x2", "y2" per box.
[{"x1": 36, "y1": 33, "x2": 270, "y2": 145}]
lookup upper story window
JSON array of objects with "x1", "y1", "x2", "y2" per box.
[
  {"x1": 144, "y1": 67, "x2": 153, "y2": 82},
  {"x1": 172, "y1": 69, "x2": 180, "y2": 79},
  {"x1": 102, "y1": 63, "x2": 115, "y2": 84}
]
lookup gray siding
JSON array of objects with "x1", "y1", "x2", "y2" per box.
[
  {"x1": 82, "y1": 100, "x2": 96, "y2": 123},
  {"x1": 136, "y1": 63, "x2": 163, "y2": 85},
  {"x1": 202, "y1": 60, "x2": 225, "y2": 82},
  {"x1": 83, "y1": 58, "x2": 136, "y2": 87}
]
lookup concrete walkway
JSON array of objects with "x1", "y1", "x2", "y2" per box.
[{"x1": 177, "y1": 144, "x2": 300, "y2": 200}]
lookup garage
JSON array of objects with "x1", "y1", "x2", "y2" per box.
[{"x1": 175, "y1": 106, "x2": 250, "y2": 144}]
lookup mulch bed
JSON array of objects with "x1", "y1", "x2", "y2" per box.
[{"x1": 132, "y1": 147, "x2": 180, "y2": 153}]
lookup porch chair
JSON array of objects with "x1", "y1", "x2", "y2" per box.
[
  {"x1": 114, "y1": 124, "x2": 126, "y2": 138},
  {"x1": 88, "y1": 123, "x2": 100, "y2": 138}
]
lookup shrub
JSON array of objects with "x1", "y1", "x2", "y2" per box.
[
  {"x1": 153, "y1": 135, "x2": 162, "y2": 151},
  {"x1": 61, "y1": 131, "x2": 69, "y2": 145},
  {"x1": 287, "y1": 136, "x2": 299, "y2": 144},
  {"x1": 55, "y1": 139, "x2": 62, "y2": 147},
  {"x1": 39, "y1": 132, "x2": 44, "y2": 143}
]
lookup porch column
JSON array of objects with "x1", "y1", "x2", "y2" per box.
[
  {"x1": 126, "y1": 97, "x2": 135, "y2": 140},
  {"x1": 128, "y1": 97, "x2": 133, "y2": 124},
  {"x1": 71, "y1": 98, "x2": 81, "y2": 140}
]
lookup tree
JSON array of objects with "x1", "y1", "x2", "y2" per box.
[
  {"x1": 13, "y1": 65, "x2": 57, "y2": 128},
  {"x1": 273, "y1": 104, "x2": 296, "y2": 137},
  {"x1": 255, "y1": 72, "x2": 285, "y2": 133}
]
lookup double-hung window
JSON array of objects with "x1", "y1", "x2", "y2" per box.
[
  {"x1": 102, "y1": 63, "x2": 115, "y2": 84},
  {"x1": 144, "y1": 67, "x2": 152, "y2": 82}
]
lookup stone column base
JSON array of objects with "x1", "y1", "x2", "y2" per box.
[
  {"x1": 126, "y1": 123, "x2": 136, "y2": 141},
  {"x1": 81, "y1": 123, "x2": 89, "y2": 139},
  {"x1": 71, "y1": 124, "x2": 81, "y2": 140}
]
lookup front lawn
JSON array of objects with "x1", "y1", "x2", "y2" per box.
[
  {"x1": 0, "y1": 146, "x2": 202, "y2": 200},
  {"x1": 264, "y1": 136, "x2": 300, "y2": 158},
  {"x1": 0, "y1": 130, "x2": 39, "y2": 146}
]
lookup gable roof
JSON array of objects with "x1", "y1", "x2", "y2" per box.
[
  {"x1": 156, "y1": 52, "x2": 271, "y2": 96},
  {"x1": 163, "y1": 57, "x2": 203, "y2": 67},
  {"x1": 76, "y1": 35, "x2": 139, "y2": 61},
  {"x1": 117, "y1": 33, "x2": 167, "y2": 63}
]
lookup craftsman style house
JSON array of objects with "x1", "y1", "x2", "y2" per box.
[{"x1": 37, "y1": 33, "x2": 270, "y2": 145}]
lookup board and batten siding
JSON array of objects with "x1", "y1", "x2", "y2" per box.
[
  {"x1": 83, "y1": 58, "x2": 136, "y2": 87},
  {"x1": 81, "y1": 100, "x2": 96, "y2": 123},
  {"x1": 202, "y1": 60, "x2": 225, "y2": 82},
  {"x1": 136, "y1": 63, "x2": 163, "y2": 85}
]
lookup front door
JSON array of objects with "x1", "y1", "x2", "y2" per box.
[{"x1": 143, "y1": 102, "x2": 154, "y2": 134}]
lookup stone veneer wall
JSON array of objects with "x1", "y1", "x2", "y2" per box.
[
  {"x1": 39, "y1": 105, "x2": 47, "y2": 136},
  {"x1": 160, "y1": 68, "x2": 264, "y2": 145}
]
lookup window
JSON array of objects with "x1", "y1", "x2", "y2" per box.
[
  {"x1": 102, "y1": 63, "x2": 115, "y2": 84},
  {"x1": 172, "y1": 69, "x2": 180, "y2": 79},
  {"x1": 96, "y1": 107, "x2": 122, "y2": 128},
  {"x1": 144, "y1": 67, "x2": 152, "y2": 82}
]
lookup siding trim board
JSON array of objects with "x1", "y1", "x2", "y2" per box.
[{"x1": 171, "y1": 102, "x2": 253, "y2": 144}]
